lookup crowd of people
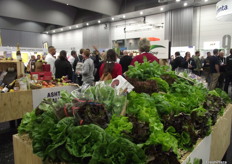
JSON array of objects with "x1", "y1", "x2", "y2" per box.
[
  {"x1": 26, "y1": 38, "x2": 232, "y2": 95},
  {"x1": 40, "y1": 38, "x2": 159, "y2": 86},
  {"x1": 170, "y1": 49, "x2": 232, "y2": 93}
]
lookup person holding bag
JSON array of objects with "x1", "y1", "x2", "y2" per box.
[
  {"x1": 73, "y1": 49, "x2": 84, "y2": 85},
  {"x1": 76, "y1": 50, "x2": 95, "y2": 86}
]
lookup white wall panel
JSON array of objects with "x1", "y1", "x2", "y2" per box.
[
  {"x1": 52, "y1": 30, "x2": 83, "y2": 52},
  {"x1": 193, "y1": 4, "x2": 232, "y2": 53},
  {"x1": 82, "y1": 24, "x2": 111, "y2": 50}
]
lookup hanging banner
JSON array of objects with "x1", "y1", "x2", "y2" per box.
[
  {"x1": 216, "y1": 0, "x2": 232, "y2": 21},
  {"x1": 150, "y1": 40, "x2": 170, "y2": 59}
]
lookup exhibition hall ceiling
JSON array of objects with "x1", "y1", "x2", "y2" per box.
[{"x1": 0, "y1": 0, "x2": 220, "y2": 32}]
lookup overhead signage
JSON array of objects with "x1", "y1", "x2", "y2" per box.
[{"x1": 216, "y1": 0, "x2": 232, "y2": 21}]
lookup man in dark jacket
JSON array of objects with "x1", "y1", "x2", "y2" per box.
[
  {"x1": 224, "y1": 49, "x2": 232, "y2": 93},
  {"x1": 171, "y1": 52, "x2": 185, "y2": 71},
  {"x1": 217, "y1": 51, "x2": 226, "y2": 89},
  {"x1": 203, "y1": 52, "x2": 211, "y2": 84},
  {"x1": 120, "y1": 50, "x2": 132, "y2": 73}
]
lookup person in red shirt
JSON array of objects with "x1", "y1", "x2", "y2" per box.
[
  {"x1": 99, "y1": 49, "x2": 122, "y2": 79},
  {"x1": 131, "y1": 38, "x2": 159, "y2": 65}
]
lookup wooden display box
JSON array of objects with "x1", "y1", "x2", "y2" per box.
[
  {"x1": 0, "y1": 90, "x2": 33, "y2": 122},
  {"x1": 0, "y1": 86, "x2": 78, "y2": 122},
  {"x1": 0, "y1": 60, "x2": 25, "y2": 78},
  {"x1": 13, "y1": 104, "x2": 232, "y2": 164},
  {"x1": 181, "y1": 104, "x2": 232, "y2": 164}
]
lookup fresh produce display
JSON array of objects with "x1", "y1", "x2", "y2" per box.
[
  {"x1": 30, "y1": 76, "x2": 73, "y2": 89},
  {"x1": 126, "y1": 59, "x2": 176, "y2": 94},
  {"x1": 18, "y1": 60, "x2": 231, "y2": 164}
]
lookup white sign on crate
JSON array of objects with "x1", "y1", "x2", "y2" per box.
[{"x1": 32, "y1": 86, "x2": 78, "y2": 108}]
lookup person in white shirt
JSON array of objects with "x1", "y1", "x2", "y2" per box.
[
  {"x1": 68, "y1": 51, "x2": 77, "y2": 66},
  {"x1": 45, "y1": 46, "x2": 56, "y2": 75}
]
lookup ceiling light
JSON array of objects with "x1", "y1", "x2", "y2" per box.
[
  {"x1": 183, "y1": 2, "x2": 188, "y2": 6},
  {"x1": 69, "y1": 26, "x2": 72, "y2": 29},
  {"x1": 123, "y1": 15, "x2": 126, "y2": 18},
  {"x1": 160, "y1": 7, "x2": 164, "y2": 11},
  {"x1": 205, "y1": 0, "x2": 208, "y2": 2},
  {"x1": 53, "y1": 30, "x2": 56, "y2": 33},
  {"x1": 112, "y1": 17, "x2": 115, "y2": 21},
  {"x1": 86, "y1": 23, "x2": 89, "y2": 26},
  {"x1": 76, "y1": 25, "x2": 78, "y2": 28},
  {"x1": 176, "y1": 0, "x2": 181, "y2": 2},
  {"x1": 140, "y1": 11, "x2": 143, "y2": 15},
  {"x1": 61, "y1": 28, "x2": 63, "y2": 31},
  {"x1": 66, "y1": 4, "x2": 69, "y2": 5},
  {"x1": 98, "y1": 20, "x2": 101, "y2": 23}
]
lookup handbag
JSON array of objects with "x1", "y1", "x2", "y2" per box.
[{"x1": 100, "y1": 72, "x2": 112, "y2": 81}]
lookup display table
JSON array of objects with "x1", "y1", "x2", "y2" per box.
[
  {"x1": 13, "y1": 104, "x2": 232, "y2": 164},
  {"x1": 0, "y1": 85, "x2": 78, "y2": 123}
]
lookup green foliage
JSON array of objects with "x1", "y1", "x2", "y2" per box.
[
  {"x1": 127, "y1": 91, "x2": 179, "y2": 155},
  {"x1": 90, "y1": 137, "x2": 146, "y2": 164},
  {"x1": 105, "y1": 115, "x2": 133, "y2": 137},
  {"x1": 18, "y1": 111, "x2": 36, "y2": 136},
  {"x1": 149, "y1": 77, "x2": 170, "y2": 92},
  {"x1": 214, "y1": 88, "x2": 232, "y2": 104},
  {"x1": 126, "y1": 60, "x2": 174, "y2": 81},
  {"x1": 84, "y1": 85, "x2": 127, "y2": 115}
]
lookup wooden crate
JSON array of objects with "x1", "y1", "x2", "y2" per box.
[
  {"x1": 181, "y1": 104, "x2": 232, "y2": 164},
  {"x1": 0, "y1": 60, "x2": 25, "y2": 78},
  {"x1": 13, "y1": 135, "x2": 65, "y2": 164},
  {"x1": 13, "y1": 135, "x2": 42, "y2": 164},
  {"x1": 210, "y1": 104, "x2": 232, "y2": 161},
  {"x1": 0, "y1": 90, "x2": 33, "y2": 122}
]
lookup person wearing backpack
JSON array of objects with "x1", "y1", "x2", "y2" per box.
[
  {"x1": 76, "y1": 50, "x2": 95, "y2": 86},
  {"x1": 99, "y1": 49, "x2": 122, "y2": 81}
]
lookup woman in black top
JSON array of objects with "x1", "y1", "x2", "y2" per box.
[
  {"x1": 183, "y1": 52, "x2": 196, "y2": 71},
  {"x1": 55, "y1": 50, "x2": 72, "y2": 80}
]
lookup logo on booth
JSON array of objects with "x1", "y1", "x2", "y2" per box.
[{"x1": 217, "y1": 5, "x2": 228, "y2": 14}]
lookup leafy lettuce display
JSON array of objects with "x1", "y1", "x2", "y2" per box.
[{"x1": 18, "y1": 60, "x2": 231, "y2": 164}]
